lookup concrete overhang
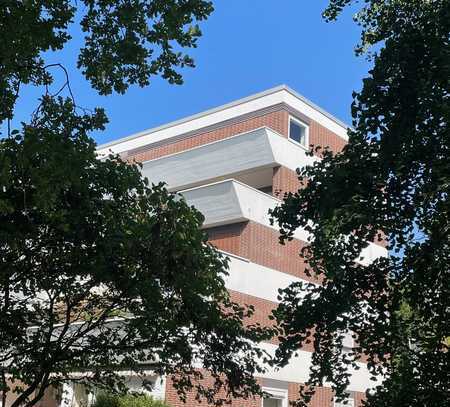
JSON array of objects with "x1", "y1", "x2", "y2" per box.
[
  {"x1": 180, "y1": 179, "x2": 388, "y2": 266},
  {"x1": 141, "y1": 127, "x2": 316, "y2": 191}
]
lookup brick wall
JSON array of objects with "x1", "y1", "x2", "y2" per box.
[
  {"x1": 125, "y1": 101, "x2": 365, "y2": 407},
  {"x1": 288, "y1": 383, "x2": 333, "y2": 407},
  {"x1": 126, "y1": 110, "x2": 289, "y2": 163},
  {"x1": 165, "y1": 373, "x2": 365, "y2": 407},
  {"x1": 228, "y1": 290, "x2": 317, "y2": 352},
  {"x1": 125, "y1": 107, "x2": 346, "y2": 165},
  {"x1": 288, "y1": 384, "x2": 366, "y2": 407},
  {"x1": 309, "y1": 121, "x2": 346, "y2": 153},
  {"x1": 228, "y1": 290, "x2": 278, "y2": 345},
  {"x1": 164, "y1": 372, "x2": 262, "y2": 407},
  {"x1": 273, "y1": 166, "x2": 303, "y2": 197},
  {"x1": 207, "y1": 222, "x2": 315, "y2": 282}
]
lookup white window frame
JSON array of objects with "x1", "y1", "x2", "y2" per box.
[
  {"x1": 261, "y1": 386, "x2": 289, "y2": 407},
  {"x1": 288, "y1": 116, "x2": 309, "y2": 149}
]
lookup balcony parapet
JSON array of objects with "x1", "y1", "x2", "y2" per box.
[
  {"x1": 141, "y1": 126, "x2": 316, "y2": 191},
  {"x1": 180, "y1": 180, "x2": 387, "y2": 266}
]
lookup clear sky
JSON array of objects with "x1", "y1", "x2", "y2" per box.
[{"x1": 10, "y1": 0, "x2": 370, "y2": 146}]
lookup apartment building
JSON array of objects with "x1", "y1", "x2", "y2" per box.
[{"x1": 41, "y1": 85, "x2": 385, "y2": 407}]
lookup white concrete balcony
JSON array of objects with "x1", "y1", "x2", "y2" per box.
[
  {"x1": 179, "y1": 178, "x2": 297, "y2": 233},
  {"x1": 141, "y1": 127, "x2": 316, "y2": 191},
  {"x1": 180, "y1": 179, "x2": 387, "y2": 265}
]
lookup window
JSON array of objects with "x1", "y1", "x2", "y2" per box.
[
  {"x1": 288, "y1": 116, "x2": 308, "y2": 147},
  {"x1": 262, "y1": 387, "x2": 288, "y2": 407}
]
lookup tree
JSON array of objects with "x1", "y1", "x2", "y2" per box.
[
  {"x1": 0, "y1": 0, "x2": 214, "y2": 123},
  {"x1": 0, "y1": 2, "x2": 268, "y2": 406},
  {"x1": 0, "y1": 97, "x2": 266, "y2": 407},
  {"x1": 270, "y1": 1, "x2": 449, "y2": 406},
  {"x1": 92, "y1": 392, "x2": 171, "y2": 407}
]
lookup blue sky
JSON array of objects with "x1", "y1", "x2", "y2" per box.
[{"x1": 10, "y1": 0, "x2": 370, "y2": 146}]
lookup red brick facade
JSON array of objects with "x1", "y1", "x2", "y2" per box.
[
  {"x1": 273, "y1": 166, "x2": 303, "y2": 197},
  {"x1": 309, "y1": 121, "x2": 346, "y2": 154},
  {"x1": 207, "y1": 222, "x2": 316, "y2": 282},
  {"x1": 164, "y1": 373, "x2": 365, "y2": 407},
  {"x1": 125, "y1": 106, "x2": 346, "y2": 165},
  {"x1": 119, "y1": 98, "x2": 369, "y2": 407},
  {"x1": 126, "y1": 110, "x2": 289, "y2": 163}
]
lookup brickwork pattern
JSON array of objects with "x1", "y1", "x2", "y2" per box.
[
  {"x1": 228, "y1": 290, "x2": 277, "y2": 343},
  {"x1": 288, "y1": 383, "x2": 333, "y2": 407},
  {"x1": 272, "y1": 167, "x2": 387, "y2": 248},
  {"x1": 164, "y1": 373, "x2": 262, "y2": 407},
  {"x1": 125, "y1": 107, "x2": 347, "y2": 165},
  {"x1": 207, "y1": 222, "x2": 314, "y2": 282},
  {"x1": 288, "y1": 384, "x2": 366, "y2": 407},
  {"x1": 127, "y1": 110, "x2": 289, "y2": 163},
  {"x1": 126, "y1": 103, "x2": 366, "y2": 407},
  {"x1": 165, "y1": 374, "x2": 365, "y2": 407},
  {"x1": 228, "y1": 290, "x2": 317, "y2": 351},
  {"x1": 206, "y1": 222, "x2": 248, "y2": 257},
  {"x1": 273, "y1": 166, "x2": 303, "y2": 197},
  {"x1": 309, "y1": 121, "x2": 346, "y2": 153}
]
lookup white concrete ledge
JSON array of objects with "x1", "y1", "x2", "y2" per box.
[
  {"x1": 180, "y1": 179, "x2": 387, "y2": 265},
  {"x1": 141, "y1": 127, "x2": 316, "y2": 191},
  {"x1": 97, "y1": 85, "x2": 348, "y2": 155},
  {"x1": 258, "y1": 343, "x2": 380, "y2": 393},
  {"x1": 224, "y1": 254, "x2": 304, "y2": 303},
  {"x1": 180, "y1": 179, "x2": 310, "y2": 242}
]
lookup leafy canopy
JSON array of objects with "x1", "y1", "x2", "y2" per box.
[
  {"x1": 0, "y1": 97, "x2": 267, "y2": 407},
  {"x1": 0, "y1": 0, "x2": 214, "y2": 122},
  {"x1": 0, "y1": 2, "x2": 270, "y2": 407},
  {"x1": 93, "y1": 392, "x2": 171, "y2": 407},
  {"x1": 271, "y1": 1, "x2": 449, "y2": 406}
]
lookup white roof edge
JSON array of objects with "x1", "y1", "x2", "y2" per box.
[
  {"x1": 98, "y1": 85, "x2": 349, "y2": 152},
  {"x1": 281, "y1": 85, "x2": 349, "y2": 129}
]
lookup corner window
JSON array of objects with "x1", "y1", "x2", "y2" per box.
[
  {"x1": 288, "y1": 116, "x2": 308, "y2": 147},
  {"x1": 262, "y1": 387, "x2": 288, "y2": 407}
]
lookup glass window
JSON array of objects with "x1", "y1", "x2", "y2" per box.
[
  {"x1": 289, "y1": 117, "x2": 308, "y2": 146},
  {"x1": 262, "y1": 387, "x2": 287, "y2": 407},
  {"x1": 263, "y1": 398, "x2": 283, "y2": 407}
]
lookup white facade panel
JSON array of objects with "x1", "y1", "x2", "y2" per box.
[
  {"x1": 141, "y1": 126, "x2": 317, "y2": 191},
  {"x1": 180, "y1": 179, "x2": 310, "y2": 242},
  {"x1": 141, "y1": 127, "x2": 276, "y2": 190},
  {"x1": 258, "y1": 343, "x2": 380, "y2": 393},
  {"x1": 181, "y1": 180, "x2": 246, "y2": 227},
  {"x1": 224, "y1": 254, "x2": 304, "y2": 303},
  {"x1": 97, "y1": 86, "x2": 348, "y2": 156}
]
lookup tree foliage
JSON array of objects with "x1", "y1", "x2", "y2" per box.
[
  {"x1": 93, "y1": 392, "x2": 171, "y2": 407},
  {"x1": 0, "y1": 0, "x2": 213, "y2": 122},
  {"x1": 271, "y1": 1, "x2": 449, "y2": 406},
  {"x1": 0, "y1": 2, "x2": 270, "y2": 407},
  {"x1": 0, "y1": 97, "x2": 266, "y2": 407}
]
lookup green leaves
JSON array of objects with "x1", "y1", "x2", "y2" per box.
[
  {"x1": 0, "y1": 0, "x2": 214, "y2": 121},
  {"x1": 0, "y1": 0, "x2": 75, "y2": 122},
  {"x1": 272, "y1": 1, "x2": 450, "y2": 406},
  {"x1": 79, "y1": 0, "x2": 214, "y2": 93},
  {"x1": 0, "y1": 99, "x2": 266, "y2": 407}
]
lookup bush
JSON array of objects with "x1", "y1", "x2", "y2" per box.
[{"x1": 93, "y1": 393, "x2": 171, "y2": 407}]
